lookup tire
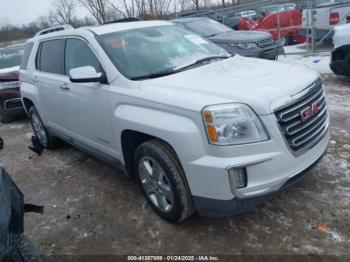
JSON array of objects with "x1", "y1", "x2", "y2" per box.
[
  {"x1": 28, "y1": 106, "x2": 56, "y2": 149},
  {"x1": 0, "y1": 108, "x2": 10, "y2": 124},
  {"x1": 282, "y1": 35, "x2": 293, "y2": 46},
  {"x1": 3, "y1": 235, "x2": 42, "y2": 262},
  {"x1": 134, "y1": 139, "x2": 194, "y2": 224}
]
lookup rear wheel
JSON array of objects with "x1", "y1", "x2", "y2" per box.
[
  {"x1": 134, "y1": 139, "x2": 194, "y2": 224},
  {"x1": 29, "y1": 106, "x2": 56, "y2": 149}
]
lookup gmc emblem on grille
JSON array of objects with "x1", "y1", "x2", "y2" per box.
[{"x1": 300, "y1": 100, "x2": 322, "y2": 122}]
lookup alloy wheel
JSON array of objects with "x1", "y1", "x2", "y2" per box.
[{"x1": 138, "y1": 156, "x2": 175, "y2": 213}]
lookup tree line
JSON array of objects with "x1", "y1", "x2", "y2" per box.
[{"x1": 0, "y1": 0, "x2": 247, "y2": 43}]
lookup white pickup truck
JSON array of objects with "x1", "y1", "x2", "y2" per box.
[{"x1": 301, "y1": 0, "x2": 350, "y2": 42}]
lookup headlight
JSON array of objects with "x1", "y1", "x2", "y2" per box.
[
  {"x1": 202, "y1": 104, "x2": 269, "y2": 145},
  {"x1": 0, "y1": 81, "x2": 20, "y2": 90},
  {"x1": 229, "y1": 42, "x2": 257, "y2": 49}
]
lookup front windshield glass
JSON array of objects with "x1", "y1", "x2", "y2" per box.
[
  {"x1": 186, "y1": 19, "x2": 232, "y2": 37},
  {"x1": 0, "y1": 46, "x2": 24, "y2": 70},
  {"x1": 97, "y1": 25, "x2": 229, "y2": 80}
]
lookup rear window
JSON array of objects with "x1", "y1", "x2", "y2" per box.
[
  {"x1": 20, "y1": 43, "x2": 34, "y2": 70},
  {"x1": 37, "y1": 39, "x2": 65, "y2": 75}
]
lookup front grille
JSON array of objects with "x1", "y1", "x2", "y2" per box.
[
  {"x1": 274, "y1": 79, "x2": 329, "y2": 154},
  {"x1": 5, "y1": 99, "x2": 23, "y2": 110},
  {"x1": 256, "y1": 38, "x2": 274, "y2": 48}
]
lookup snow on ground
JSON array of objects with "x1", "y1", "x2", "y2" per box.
[{"x1": 278, "y1": 45, "x2": 333, "y2": 75}]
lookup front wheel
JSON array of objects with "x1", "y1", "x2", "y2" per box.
[{"x1": 134, "y1": 139, "x2": 194, "y2": 224}]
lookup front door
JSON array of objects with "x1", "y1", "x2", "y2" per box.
[{"x1": 55, "y1": 38, "x2": 116, "y2": 156}]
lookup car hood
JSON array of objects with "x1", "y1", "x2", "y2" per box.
[
  {"x1": 208, "y1": 31, "x2": 271, "y2": 43},
  {"x1": 139, "y1": 55, "x2": 319, "y2": 115},
  {"x1": 0, "y1": 66, "x2": 20, "y2": 81}
]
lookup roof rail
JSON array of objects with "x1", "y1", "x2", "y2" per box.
[
  {"x1": 103, "y1": 18, "x2": 141, "y2": 24},
  {"x1": 35, "y1": 25, "x2": 74, "y2": 37}
]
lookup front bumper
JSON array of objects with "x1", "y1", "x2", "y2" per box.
[
  {"x1": 229, "y1": 46, "x2": 284, "y2": 60},
  {"x1": 4, "y1": 98, "x2": 24, "y2": 112},
  {"x1": 193, "y1": 152, "x2": 326, "y2": 217},
  {"x1": 182, "y1": 113, "x2": 330, "y2": 217},
  {"x1": 0, "y1": 88, "x2": 25, "y2": 118}
]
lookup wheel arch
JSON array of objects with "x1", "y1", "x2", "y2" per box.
[
  {"x1": 121, "y1": 129, "x2": 183, "y2": 178},
  {"x1": 22, "y1": 97, "x2": 34, "y2": 115}
]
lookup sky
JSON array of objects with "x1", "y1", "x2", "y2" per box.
[{"x1": 0, "y1": 0, "x2": 88, "y2": 26}]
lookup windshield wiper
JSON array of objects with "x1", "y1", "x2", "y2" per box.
[
  {"x1": 130, "y1": 69, "x2": 178, "y2": 80},
  {"x1": 131, "y1": 55, "x2": 231, "y2": 81},
  {"x1": 174, "y1": 55, "x2": 232, "y2": 72}
]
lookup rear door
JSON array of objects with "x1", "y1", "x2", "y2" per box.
[{"x1": 34, "y1": 39, "x2": 67, "y2": 127}]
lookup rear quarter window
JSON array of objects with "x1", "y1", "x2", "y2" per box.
[
  {"x1": 37, "y1": 39, "x2": 65, "y2": 75},
  {"x1": 20, "y1": 43, "x2": 34, "y2": 70}
]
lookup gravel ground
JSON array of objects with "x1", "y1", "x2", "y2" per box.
[{"x1": 0, "y1": 74, "x2": 349, "y2": 256}]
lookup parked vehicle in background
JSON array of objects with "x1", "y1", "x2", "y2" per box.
[
  {"x1": 226, "y1": 10, "x2": 259, "y2": 30},
  {"x1": 301, "y1": 0, "x2": 350, "y2": 42},
  {"x1": 239, "y1": 9, "x2": 303, "y2": 45},
  {"x1": 21, "y1": 22, "x2": 329, "y2": 223},
  {"x1": 172, "y1": 17, "x2": 283, "y2": 60},
  {"x1": 260, "y1": 4, "x2": 286, "y2": 15},
  {"x1": 235, "y1": 10, "x2": 258, "y2": 19},
  {"x1": 282, "y1": 3, "x2": 297, "y2": 10},
  {"x1": 0, "y1": 44, "x2": 25, "y2": 123},
  {"x1": 330, "y1": 23, "x2": 350, "y2": 76},
  {"x1": 175, "y1": 9, "x2": 226, "y2": 23}
]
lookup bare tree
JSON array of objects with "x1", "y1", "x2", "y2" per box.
[
  {"x1": 36, "y1": 16, "x2": 53, "y2": 29},
  {"x1": 144, "y1": 0, "x2": 174, "y2": 17},
  {"x1": 191, "y1": 0, "x2": 200, "y2": 10},
  {"x1": 49, "y1": 0, "x2": 77, "y2": 25},
  {"x1": 78, "y1": 0, "x2": 119, "y2": 24}
]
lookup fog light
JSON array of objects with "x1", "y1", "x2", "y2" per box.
[{"x1": 228, "y1": 168, "x2": 247, "y2": 190}]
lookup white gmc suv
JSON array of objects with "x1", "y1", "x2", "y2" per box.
[{"x1": 20, "y1": 21, "x2": 330, "y2": 223}]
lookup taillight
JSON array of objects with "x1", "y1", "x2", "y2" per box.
[{"x1": 330, "y1": 12, "x2": 339, "y2": 25}]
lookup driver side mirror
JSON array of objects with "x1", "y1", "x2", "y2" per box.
[{"x1": 69, "y1": 66, "x2": 108, "y2": 84}]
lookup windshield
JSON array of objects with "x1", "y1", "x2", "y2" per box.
[
  {"x1": 97, "y1": 25, "x2": 229, "y2": 80},
  {"x1": 0, "y1": 46, "x2": 24, "y2": 70},
  {"x1": 185, "y1": 19, "x2": 232, "y2": 37}
]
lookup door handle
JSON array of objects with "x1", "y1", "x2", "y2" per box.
[
  {"x1": 32, "y1": 76, "x2": 39, "y2": 83},
  {"x1": 60, "y1": 83, "x2": 70, "y2": 90}
]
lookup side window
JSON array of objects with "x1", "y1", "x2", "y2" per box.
[
  {"x1": 20, "y1": 43, "x2": 34, "y2": 70},
  {"x1": 37, "y1": 39, "x2": 65, "y2": 74},
  {"x1": 65, "y1": 39, "x2": 102, "y2": 75}
]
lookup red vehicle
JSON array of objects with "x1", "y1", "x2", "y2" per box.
[
  {"x1": 0, "y1": 45, "x2": 25, "y2": 123},
  {"x1": 238, "y1": 9, "x2": 303, "y2": 45}
]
